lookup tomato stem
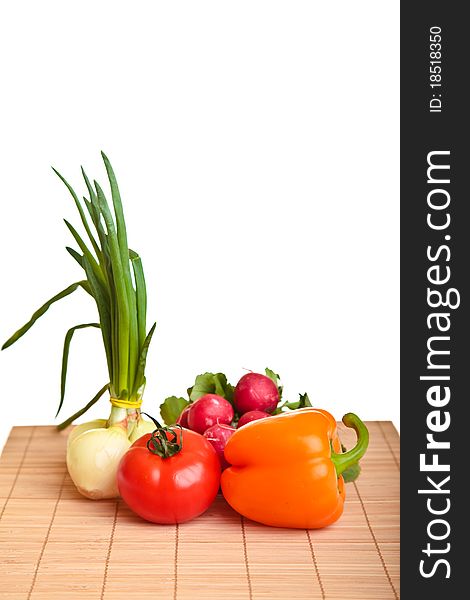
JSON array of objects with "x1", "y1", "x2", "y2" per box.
[{"x1": 142, "y1": 412, "x2": 183, "y2": 458}]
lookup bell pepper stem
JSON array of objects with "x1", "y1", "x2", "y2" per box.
[{"x1": 331, "y1": 413, "x2": 369, "y2": 476}]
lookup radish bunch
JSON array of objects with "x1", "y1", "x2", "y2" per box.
[{"x1": 160, "y1": 369, "x2": 299, "y2": 469}]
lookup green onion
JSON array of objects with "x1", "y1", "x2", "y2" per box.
[{"x1": 2, "y1": 152, "x2": 156, "y2": 427}]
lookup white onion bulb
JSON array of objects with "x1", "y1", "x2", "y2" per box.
[
  {"x1": 129, "y1": 417, "x2": 155, "y2": 443},
  {"x1": 67, "y1": 419, "x2": 108, "y2": 449},
  {"x1": 66, "y1": 423, "x2": 131, "y2": 499}
]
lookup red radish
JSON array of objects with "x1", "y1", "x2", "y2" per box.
[
  {"x1": 237, "y1": 410, "x2": 270, "y2": 428},
  {"x1": 187, "y1": 394, "x2": 234, "y2": 434},
  {"x1": 176, "y1": 406, "x2": 192, "y2": 427},
  {"x1": 233, "y1": 372, "x2": 279, "y2": 415},
  {"x1": 203, "y1": 423, "x2": 235, "y2": 469}
]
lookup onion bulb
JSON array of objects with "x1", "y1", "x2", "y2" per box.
[
  {"x1": 129, "y1": 416, "x2": 155, "y2": 443},
  {"x1": 66, "y1": 422, "x2": 131, "y2": 499},
  {"x1": 67, "y1": 419, "x2": 108, "y2": 449}
]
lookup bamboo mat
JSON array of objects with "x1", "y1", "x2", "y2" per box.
[{"x1": 0, "y1": 421, "x2": 399, "y2": 599}]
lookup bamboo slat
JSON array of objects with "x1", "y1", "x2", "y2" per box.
[{"x1": 0, "y1": 422, "x2": 399, "y2": 599}]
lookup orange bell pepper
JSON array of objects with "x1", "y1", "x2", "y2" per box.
[{"x1": 221, "y1": 408, "x2": 369, "y2": 529}]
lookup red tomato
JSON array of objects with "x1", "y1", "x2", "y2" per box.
[{"x1": 117, "y1": 427, "x2": 221, "y2": 524}]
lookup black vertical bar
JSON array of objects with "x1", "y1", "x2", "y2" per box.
[{"x1": 401, "y1": 3, "x2": 468, "y2": 598}]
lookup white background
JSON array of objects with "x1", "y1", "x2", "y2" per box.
[{"x1": 0, "y1": 1, "x2": 399, "y2": 452}]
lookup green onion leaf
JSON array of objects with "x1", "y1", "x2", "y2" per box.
[
  {"x1": 101, "y1": 153, "x2": 138, "y2": 392},
  {"x1": 63, "y1": 219, "x2": 106, "y2": 287},
  {"x1": 101, "y1": 153, "x2": 131, "y2": 277},
  {"x1": 57, "y1": 323, "x2": 101, "y2": 417},
  {"x1": 132, "y1": 322, "x2": 156, "y2": 396},
  {"x1": 82, "y1": 256, "x2": 113, "y2": 381},
  {"x1": 56, "y1": 383, "x2": 110, "y2": 431},
  {"x1": 52, "y1": 168, "x2": 102, "y2": 259},
  {"x1": 82, "y1": 168, "x2": 110, "y2": 265},
  {"x1": 1, "y1": 282, "x2": 89, "y2": 350},
  {"x1": 79, "y1": 281, "x2": 93, "y2": 297},
  {"x1": 66, "y1": 246, "x2": 83, "y2": 267},
  {"x1": 130, "y1": 249, "x2": 147, "y2": 351},
  {"x1": 95, "y1": 181, "x2": 130, "y2": 395}
]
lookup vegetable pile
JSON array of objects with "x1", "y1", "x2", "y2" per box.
[
  {"x1": 2, "y1": 154, "x2": 156, "y2": 499},
  {"x1": 2, "y1": 154, "x2": 370, "y2": 529}
]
